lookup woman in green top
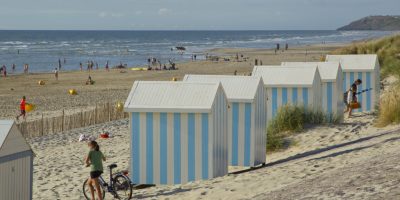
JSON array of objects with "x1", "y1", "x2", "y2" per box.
[{"x1": 85, "y1": 141, "x2": 106, "y2": 200}]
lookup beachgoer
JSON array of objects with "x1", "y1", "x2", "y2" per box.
[
  {"x1": 64, "y1": 58, "x2": 66, "y2": 64},
  {"x1": 344, "y1": 79, "x2": 362, "y2": 117},
  {"x1": 24, "y1": 64, "x2": 29, "y2": 74},
  {"x1": 86, "y1": 75, "x2": 94, "y2": 85},
  {"x1": 285, "y1": 43, "x2": 289, "y2": 50},
  {"x1": 276, "y1": 43, "x2": 280, "y2": 50},
  {"x1": 80, "y1": 62, "x2": 83, "y2": 71},
  {"x1": 16, "y1": 96, "x2": 26, "y2": 120},
  {"x1": 12, "y1": 64, "x2": 16, "y2": 72},
  {"x1": 85, "y1": 141, "x2": 106, "y2": 200},
  {"x1": 194, "y1": 54, "x2": 197, "y2": 60},
  {"x1": 58, "y1": 58, "x2": 62, "y2": 70},
  {"x1": 54, "y1": 68, "x2": 59, "y2": 80},
  {"x1": 2, "y1": 65, "x2": 7, "y2": 77},
  {"x1": 95, "y1": 62, "x2": 98, "y2": 70},
  {"x1": 234, "y1": 70, "x2": 237, "y2": 76},
  {"x1": 105, "y1": 61, "x2": 109, "y2": 71}
]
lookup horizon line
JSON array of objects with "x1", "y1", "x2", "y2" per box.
[{"x1": 0, "y1": 29, "x2": 342, "y2": 32}]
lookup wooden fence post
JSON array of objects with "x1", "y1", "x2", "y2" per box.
[
  {"x1": 41, "y1": 113, "x2": 44, "y2": 136},
  {"x1": 94, "y1": 104, "x2": 96, "y2": 124},
  {"x1": 62, "y1": 109, "x2": 65, "y2": 132},
  {"x1": 81, "y1": 109, "x2": 83, "y2": 127},
  {"x1": 108, "y1": 102, "x2": 111, "y2": 122}
]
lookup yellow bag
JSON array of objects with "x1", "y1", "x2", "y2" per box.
[{"x1": 25, "y1": 103, "x2": 36, "y2": 112}]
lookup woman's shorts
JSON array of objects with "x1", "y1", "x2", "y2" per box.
[{"x1": 90, "y1": 171, "x2": 103, "y2": 179}]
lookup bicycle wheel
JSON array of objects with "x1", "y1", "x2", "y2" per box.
[
  {"x1": 112, "y1": 174, "x2": 133, "y2": 200},
  {"x1": 83, "y1": 178, "x2": 106, "y2": 200}
]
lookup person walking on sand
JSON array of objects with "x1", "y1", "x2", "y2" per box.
[
  {"x1": 12, "y1": 64, "x2": 16, "y2": 72},
  {"x1": 16, "y1": 96, "x2": 27, "y2": 120},
  {"x1": 105, "y1": 61, "x2": 109, "y2": 71},
  {"x1": 344, "y1": 79, "x2": 362, "y2": 118},
  {"x1": 53, "y1": 68, "x2": 59, "y2": 80},
  {"x1": 2, "y1": 65, "x2": 7, "y2": 77},
  {"x1": 58, "y1": 58, "x2": 62, "y2": 70},
  {"x1": 85, "y1": 141, "x2": 106, "y2": 200},
  {"x1": 80, "y1": 62, "x2": 83, "y2": 71}
]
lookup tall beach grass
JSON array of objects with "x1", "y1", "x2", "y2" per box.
[
  {"x1": 266, "y1": 105, "x2": 340, "y2": 151},
  {"x1": 377, "y1": 82, "x2": 400, "y2": 127}
]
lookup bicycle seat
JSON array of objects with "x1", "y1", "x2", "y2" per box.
[{"x1": 108, "y1": 164, "x2": 117, "y2": 169}]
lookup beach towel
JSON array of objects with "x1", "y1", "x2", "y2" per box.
[{"x1": 79, "y1": 134, "x2": 96, "y2": 142}]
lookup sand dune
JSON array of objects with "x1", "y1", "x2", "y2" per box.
[{"x1": 28, "y1": 112, "x2": 400, "y2": 200}]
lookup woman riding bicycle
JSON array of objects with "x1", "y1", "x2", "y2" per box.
[{"x1": 85, "y1": 141, "x2": 106, "y2": 200}]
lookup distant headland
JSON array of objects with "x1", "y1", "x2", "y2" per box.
[{"x1": 338, "y1": 15, "x2": 400, "y2": 31}]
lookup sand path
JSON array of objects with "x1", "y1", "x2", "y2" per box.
[{"x1": 29, "y1": 113, "x2": 400, "y2": 199}]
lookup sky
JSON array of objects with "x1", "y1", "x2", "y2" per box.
[{"x1": 0, "y1": 0, "x2": 399, "y2": 30}]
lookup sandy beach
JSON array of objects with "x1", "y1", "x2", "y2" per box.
[
  {"x1": 2, "y1": 43, "x2": 400, "y2": 199},
  {"x1": 0, "y1": 44, "x2": 338, "y2": 121},
  {"x1": 28, "y1": 112, "x2": 400, "y2": 199}
]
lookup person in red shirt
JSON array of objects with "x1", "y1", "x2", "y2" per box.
[{"x1": 16, "y1": 96, "x2": 26, "y2": 120}]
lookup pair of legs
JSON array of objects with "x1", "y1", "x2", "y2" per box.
[
  {"x1": 87, "y1": 177, "x2": 103, "y2": 200},
  {"x1": 16, "y1": 110, "x2": 26, "y2": 120},
  {"x1": 344, "y1": 104, "x2": 353, "y2": 117}
]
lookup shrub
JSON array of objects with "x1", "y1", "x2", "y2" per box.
[
  {"x1": 266, "y1": 105, "x2": 338, "y2": 151},
  {"x1": 377, "y1": 82, "x2": 400, "y2": 126}
]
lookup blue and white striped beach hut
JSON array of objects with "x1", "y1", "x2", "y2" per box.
[
  {"x1": 252, "y1": 66, "x2": 322, "y2": 122},
  {"x1": 124, "y1": 81, "x2": 228, "y2": 185},
  {"x1": 183, "y1": 75, "x2": 266, "y2": 167},
  {"x1": 0, "y1": 120, "x2": 33, "y2": 200},
  {"x1": 282, "y1": 62, "x2": 344, "y2": 121},
  {"x1": 326, "y1": 55, "x2": 380, "y2": 112}
]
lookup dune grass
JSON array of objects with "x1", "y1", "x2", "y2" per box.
[
  {"x1": 377, "y1": 82, "x2": 400, "y2": 127},
  {"x1": 266, "y1": 105, "x2": 340, "y2": 151},
  {"x1": 331, "y1": 34, "x2": 400, "y2": 78}
]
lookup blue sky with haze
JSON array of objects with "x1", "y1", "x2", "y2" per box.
[{"x1": 1, "y1": 0, "x2": 399, "y2": 30}]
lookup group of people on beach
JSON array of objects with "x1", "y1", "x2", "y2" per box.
[
  {"x1": 146, "y1": 57, "x2": 178, "y2": 71},
  {"x1": 0, "y1": 63, "x2": 30, "y2": 77}
]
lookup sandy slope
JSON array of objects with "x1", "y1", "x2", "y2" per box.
[{"x1": 28, "y1": 113, "x2": 400, "y2": 200}]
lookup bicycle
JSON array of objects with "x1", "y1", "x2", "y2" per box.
[{"x1": 83, "y1": 163, "x2": 133, "y2": 200}]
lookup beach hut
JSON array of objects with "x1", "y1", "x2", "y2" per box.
[
  {"x1": 252, "y1": 66, "x2": 322, "y2": 122},
  {"x1": 326, "y1": 55, "x2": 380, "y2": 112},
  {"x1": 183, "y1": 75, "x2": 266, "y2": 167},
  {"x1": 282, "y1": 62, "x2": 344, "y2": 121},
  {"x1": 124, "y1": 81, "x2": 228, "y2": 185},
  {"x1": 0, "y1": 120, "x2": 33, "y2": 200}
]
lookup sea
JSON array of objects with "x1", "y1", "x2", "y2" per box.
[{"x1": 0, "y1": 30, "x2": 394, "y2": 73}]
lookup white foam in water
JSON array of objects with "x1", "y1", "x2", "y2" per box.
[{"x1": 0, "y1": 30, "x2": 394, "y2": 73}]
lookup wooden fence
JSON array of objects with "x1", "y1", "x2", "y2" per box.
[{"x1": 16, "y1": 102, "x2": 128, "y2": 138}]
